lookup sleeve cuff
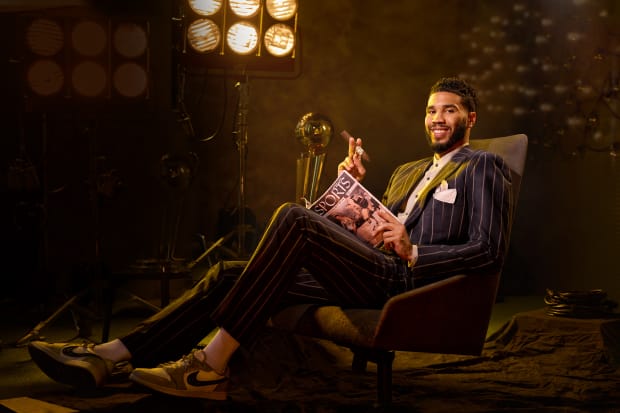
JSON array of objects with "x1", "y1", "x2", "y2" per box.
[{"x1": 407, "y1": 244, "x2": 418, "y2": 268}]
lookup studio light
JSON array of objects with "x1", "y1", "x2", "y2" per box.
[
  {"x1": 26, "y1": 17, "x2": 63, "y2": 56},
  {"x1": 25, "y1": 18, "x2": 65, "y2": 97},
  {"x1": 263, "y1": 23, "x2": 295, "y2": 57},
  {"x1": 27, "y1": 59, "x2": 64, "y2": 97},
  {"x1": 229, "y1": 0, "x2": 260, "y2": 18},
  {"x1": 173, "y1": 0, "x2": 300, "y2": 258},
  {"x1": 72, "y1": 60, "x2": 107, "y2": 97},
  {"x1": 20, "y1": 13, "x2": 150, "y2": 103},
  {"x1": 71, "y1": 20, "x2": 107, "y2": 56},
  {"x1": 187, "y1": 19, "x2": 221, "y2": 53},
  {"x1": 70, "y1": 18, "x2": 108, "y2": 98},
  {"x1": 226, "y1": 21, "x2": 259, "y2": 55},
  {"x1": 188, "y1": 0, "x2": 223, "y2": 16},
  {"x1": 179, "y1": 0, "x2": 298, "y2": 72},
  {"x1": 112, "y1": 22, "x2": 149, "y2": 98}
]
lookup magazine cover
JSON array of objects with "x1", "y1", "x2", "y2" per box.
[{"x1": 309, "y1": 170, "x2": 397, "y2": 246}]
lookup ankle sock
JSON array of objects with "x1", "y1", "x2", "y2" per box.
[
  {"x1": 93, "y1": 339, "x2": 131, "y2": 363},
  {"x1": 201, "y1": 328, "x2": 239, "y2": 374}
]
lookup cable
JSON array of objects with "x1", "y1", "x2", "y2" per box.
[{"x1": 544, "y1": 289, "x2": 618, "y2": 318}]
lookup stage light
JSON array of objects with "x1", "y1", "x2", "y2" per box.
[
  {"x1": 179, "y1": 0, "x2": 298, "y2": 72},
  {"x1": 113, "y1": 62, "x2": 148, "y2": 98},
  {"x1": 264, "y1": 23, "x2": 295, "y2": 57},
  {"x1": 226, "y1": 21, "x2": 259, "y2": 55},
  {"x1": 266, "y1": 0, "x2": 297, "y2": 21},
  {"x1": 110, "y1": 20, "x2": 150, "y2": 99},
  {"x1": 26, "y1": 18, "x2": 63, "y2": 56},
  {"x1": 113, "y1": 23, "x2": 148, "y2": 59},
  {"x1": 187, "y1": 18, "x2": 221, "y2": 52},
  {"x1": 72, "y1": 60, "x2": 107, "y2": 97},
  {"x1": 20, "y1": 13, "x2": 150, "y2": 104},
  {"x1": 110, "y1": 22, "x2": 150, "y2": 98},
  {"x1": 25, "y1": 18, "x2": 65, "y2": 97},
  {"x1": 27, "y1": 59, "x2": 64, "y2": 96},
  {"x1": 188, "y1": 0, "x2": 223, "y2": 16},
  {"x1": 69, "y1": 18, "x2": 108, "y2": 98},
  {"x1": 229, "y1": 0, "x2": 260, "y2": 18},
  {"x1": 71, "y1": 20, "x2": 107, "y2": 56}
]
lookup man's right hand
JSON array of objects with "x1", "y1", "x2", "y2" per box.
[{"x1": 337, "y1": 136, "x2": 367, "y2": 181}]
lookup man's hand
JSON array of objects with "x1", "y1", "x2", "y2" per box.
[
  {"x1": 337, "y1": 136, "x2": 367, "y2": 181},
  {"x1": 375, "y1": 210, "x2": 415, "y2": 262}
]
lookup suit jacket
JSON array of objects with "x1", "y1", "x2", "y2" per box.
[{"x1": 381, "y1": 146, "x2": 513, "y2": 285}]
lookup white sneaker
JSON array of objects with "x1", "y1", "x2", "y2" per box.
[
  {"x1": 28, "y1": 341, "x2": 114, "y2": 387},
  {"x1": 129, "y1": 350, "x2": 229, "y2": 400}
]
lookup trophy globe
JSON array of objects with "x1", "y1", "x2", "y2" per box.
[
  {"x1": 294, "y1": 113, "x2": 333, "y2": 204},
  {"x1": 295, "y1": 112, "x2": 333, "y2": 155}
]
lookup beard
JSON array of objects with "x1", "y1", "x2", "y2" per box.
[{"x1": 425, "y1": 119, "x2": 468, "y2": 154}]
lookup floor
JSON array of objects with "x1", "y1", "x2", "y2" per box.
[{"x1": 0, "y1": 294, "x2": 617, "y2": 412}]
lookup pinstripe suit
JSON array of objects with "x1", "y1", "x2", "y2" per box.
[
  {"x1": 121, "y1": 146, "x2": 512, "y2": 366},
  {"x1": 384, "y1": 146, "x2": 513, "y2": 283}
]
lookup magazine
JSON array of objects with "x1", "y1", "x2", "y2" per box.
[{"x1": 308, "y1": 170, "x2": 398, "y2": 247}]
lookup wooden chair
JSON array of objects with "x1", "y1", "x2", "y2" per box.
[{"x1": 270, "y1": 134, "x2": 528, "y2": 407}]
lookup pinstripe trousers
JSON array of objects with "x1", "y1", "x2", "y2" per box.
[{"x1": 121, "y1": 203, "x2": 411, "y2": 367}]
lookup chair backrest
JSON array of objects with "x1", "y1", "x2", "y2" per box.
[
  {"x1": 373, "y1": 134, "x2": 528, "y2": 354},
  {"x1": 470, "y1": 134, "x2": 528, "y2": 220},
  {"x1": 470, "y1": 134, "x2": 528, "y2": 247}
]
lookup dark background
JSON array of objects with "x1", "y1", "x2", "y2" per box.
[{"x1": 0, "y1": 0, "x2": 619, "y2": 307}]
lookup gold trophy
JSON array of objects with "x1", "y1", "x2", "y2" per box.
[{"x1": 294, "y1": 113, "x2": 333, "y2": 205}]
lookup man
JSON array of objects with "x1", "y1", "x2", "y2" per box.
[{"x1": 28, "y1": 77, "x2": 512, "y2": 400}]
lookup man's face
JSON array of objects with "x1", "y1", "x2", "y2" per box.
[{"x1": 425, "y1": 91, "x2": 476, "y2": 155}]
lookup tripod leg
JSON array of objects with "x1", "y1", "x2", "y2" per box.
[{"x1": 15, "y1": 289, "x2": 89, "y2": 347}]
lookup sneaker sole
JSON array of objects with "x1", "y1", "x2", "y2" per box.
[
  {"x1": 130, "y1": 372, "x2": 228, "y2": 400},
  {"x1": 28, "y1": 344, "x2": 100, "y2": 388}
]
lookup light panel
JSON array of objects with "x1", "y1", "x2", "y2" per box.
[
  {"x1": 180, "y1": 0, "x2": 298, "y2": 72},
  {"x1": 21, "y1": 14, "x2": 150, "y2": 103}
]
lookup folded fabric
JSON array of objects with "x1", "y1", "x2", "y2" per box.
[{"x1": 433, "y1": 180, "x2": 457, "y2": 204}]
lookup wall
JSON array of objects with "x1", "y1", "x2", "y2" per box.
[
  {"x1": 185, "y1": 0, "x2": 620, "y2": 298},
  {"x1": 1, "y1": 0, "x2": 619, "y2": 303}
]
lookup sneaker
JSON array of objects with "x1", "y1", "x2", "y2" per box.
[
  {"x1": 129, "y1": 350, "x2": 229, "y2": 400},
  {"x1": 28, "y1": 341, "x2": 114, "y2": 388}
]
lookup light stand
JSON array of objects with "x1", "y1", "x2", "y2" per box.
[
  {"x1": 16, "y1": 117, "x2": 110, "y2": 345},
  {"x1": 232, "y1": 73, "x2": 251, "y2": 257}
]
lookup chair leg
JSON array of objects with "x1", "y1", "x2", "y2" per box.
[
  {"x1": 376, "y1": 350, "x2": 395, "y2": 407},
  {"x1": 101, "y1": 281, "x2": 116, "y2": 343},
  {"x1": 351, "y1": 348, "x2": 395, "y2": 407},
  {"x1": 352, "y1": 352, "x2": 369, "y2": 372}
]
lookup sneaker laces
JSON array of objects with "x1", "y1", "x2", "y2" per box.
[
  {"x1": 68, "y1": 342, "x2": 99, "y2": 356},
  {"x1": 160, "y1": 352, "x2": 211, "y2": 373},
  {"x1": 159, "y1": 352, "x2": 227, "y2": 377},
  {"x1": 160, "y1": 354, "x2": 194, "y2": 370}
]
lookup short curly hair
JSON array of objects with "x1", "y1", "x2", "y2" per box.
[{"x1": 429, "y1": 77, "x2": 478, "y2": 113}]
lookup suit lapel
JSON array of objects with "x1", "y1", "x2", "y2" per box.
[
  {"x1": 388, "y1": 158, "x2": 433, "y2": 215},
  {"x1": 405, "y1": 147, "x2": 473, "y2": 226}
]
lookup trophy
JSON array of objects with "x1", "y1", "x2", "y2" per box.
[{"x1": 294, "y1": 112, "x2": 333, "y2": 205}]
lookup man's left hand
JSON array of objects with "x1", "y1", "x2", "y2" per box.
[{"x1": 375, "y1": 210, "x2": 414, "y2": 261}]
